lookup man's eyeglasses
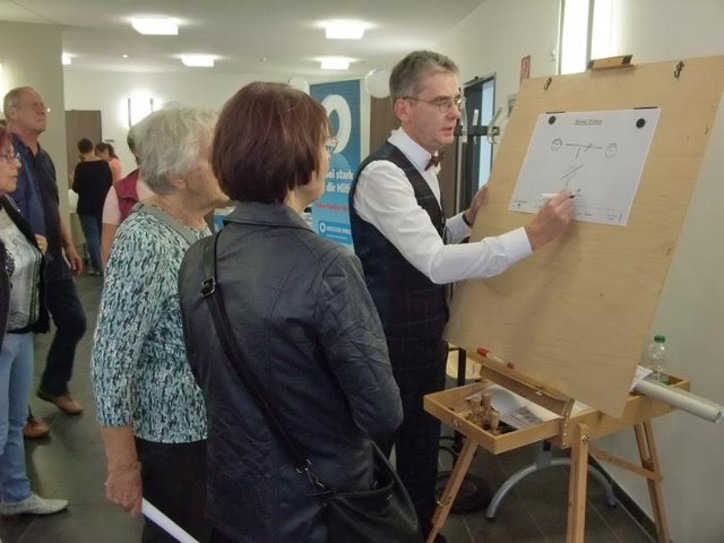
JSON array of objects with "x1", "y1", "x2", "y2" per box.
[
  {"x1": 14, "y1": 103, "x2": 50, "y2": 114},
  {"x1": 1, "y1": 150, "x2": 20, "y2": 164},
  {"x1": 325, "y1": 137, "x2": 339, "y2": 155},
  {"x1": 402, "y1": 95, "x2": 465, "y2": 114}
]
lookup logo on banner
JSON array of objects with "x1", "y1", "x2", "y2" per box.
[{"x1": 310, "y1": 80, "x2": 361, "y2": 250}]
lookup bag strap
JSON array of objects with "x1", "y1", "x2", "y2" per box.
[
  {"x1": 200, "y1": 232, "x2": 328, "y2": 493},
  {"x1": 135, "y1": 202, "x2": 200, "y2": 246}
]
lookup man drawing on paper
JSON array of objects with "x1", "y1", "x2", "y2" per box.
[{"x1": 349, "y1": 50, "x2": 575, "y2": 540}]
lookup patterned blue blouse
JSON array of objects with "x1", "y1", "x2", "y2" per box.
[{"x1": 91, "y1": 206, "x2": 209, "y2": 443}]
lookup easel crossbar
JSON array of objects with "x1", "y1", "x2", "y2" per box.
[{"x1": 588, "y1": 445, "x2": 662, "y2": 482}]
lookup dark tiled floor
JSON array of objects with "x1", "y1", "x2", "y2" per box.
[{"x1": 1, "y1": 275, "x2": 654, "y2": 542}]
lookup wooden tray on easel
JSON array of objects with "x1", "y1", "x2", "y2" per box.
[{"x1": 425, "y1": 352, "x2": 690, "y2": 543}]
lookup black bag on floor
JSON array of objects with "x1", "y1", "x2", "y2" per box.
[{"x1": 199, "y1": 232, "x2": 422, "y2": 543}]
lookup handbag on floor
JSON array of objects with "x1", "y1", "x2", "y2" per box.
[{"x1": 198, "y1": 231, "x2": 422, "y2": 543}]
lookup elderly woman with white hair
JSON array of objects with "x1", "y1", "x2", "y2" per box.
[{"x1": 91, "y1": 106, "x2": 227, "y2": 543}]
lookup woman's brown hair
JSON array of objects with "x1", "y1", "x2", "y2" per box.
[{"x1": 213, "y1": 82, "x2": 329, "y2": 203}]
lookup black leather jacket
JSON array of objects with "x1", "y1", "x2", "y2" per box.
[{"x1": 179, "y1": 202, "x2": 403, "y2": 543}]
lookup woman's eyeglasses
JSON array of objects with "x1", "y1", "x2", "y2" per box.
[{"x1": 1, "y1": 150, "x2": 20, "y2": 164}]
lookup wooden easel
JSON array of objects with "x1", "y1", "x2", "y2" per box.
[
  {"x1": 424, "y1": 350, "x2": 687, "y2": 543},
  {"x1": 445, "y1": 56, "x2": 724, "y2": 419},
  {"x1": 430, "y1": 56, "x2": 723, "y2": 541}
]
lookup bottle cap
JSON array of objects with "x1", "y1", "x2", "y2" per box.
[{"x1": 654, "y1": 335, "x2": 666, "y2": 343}]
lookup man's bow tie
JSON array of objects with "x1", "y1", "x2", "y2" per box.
[{"x1": 425, "y1": 152, "x2": 444, "y2": 171}]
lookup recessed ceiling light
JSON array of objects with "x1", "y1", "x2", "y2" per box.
[
  {"x1": 131, "y1": 16, "x2": 178, "y2": 35},
  {"x1": 62, "y1": 53, "x2": 72, "y2": 66},
  {"x1": 320, "y1": 57, "x2": 350, "y2": 70},
  {"x1": 325, "y1": 20, "x2": 366, "y2": 40},
  {"x1": 122, "y1": 54, "x2": 129, "y2": 59},
  {"x1": 181, "y1": 54, "x2": 215, "y2": 68}
]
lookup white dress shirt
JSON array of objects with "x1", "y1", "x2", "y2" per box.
[{"x1": 353, "y1": 128, "x2": 531, "y2": 285}]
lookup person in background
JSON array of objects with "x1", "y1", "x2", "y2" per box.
[
  {"x1": 92, "y1": 106, "x2": 226, "y2": 543},
  {"x1": 179, "y1": 82, "x2": 403, "y2": 543},
  {"x1": 0, "y1": 123, "x2": 68, "y2": 517},
  {"x1": 0, "y1": 120, "x2": 45, "y2": 441},
  {"x1": 4, "y1": 86, "x2": 86, "y2": 418},
  {"x1": 349, "y1": 50, "x2": 575, "y2": 540},
  {"x1": 72, "y1": 138, "x2": 112, "y2": 275},
  {"x1": 95, "y1": 142, "x2": 123, "y2": 183},
  {"x1": 100, "y1": 127, "x2": 154, "y2": 269}
]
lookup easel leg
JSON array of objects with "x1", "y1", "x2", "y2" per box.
[
  {"x1": 634, "y1": 421, "x2": 670, "y2": 543},
  {"x1": 426, "y1": 437, "x2": 478, "y2": 543},
  {"x1": 566, "y1": 423, "x2": 590, "y2": 543}
]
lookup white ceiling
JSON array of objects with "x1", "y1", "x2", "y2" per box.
[{"x1": 0, "y1": 0, "x2": 486, "y2": 77}]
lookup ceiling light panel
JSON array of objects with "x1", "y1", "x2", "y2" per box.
[
  {"x1": 132, "y1": 17, "x2": 178, "y2": 35},
  {"x1": 320, "y1": 57, "x2": 350, "y2": 70},
  {"x1": 325, "y1": 20, "x2": 366, "y2": 40},
  {"x1": 181, "y1": 55, "x2": 215, "y2": 68}
]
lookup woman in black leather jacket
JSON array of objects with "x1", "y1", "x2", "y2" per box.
[{"x1": 179, "y1": 82, "x2": 403, "y2": 543}]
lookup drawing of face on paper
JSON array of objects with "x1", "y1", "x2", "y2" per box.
[{"x1": 509, "y1": 108, "x2": 660, "y2": 226}]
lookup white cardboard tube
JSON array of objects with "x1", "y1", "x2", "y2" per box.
[
  {"x1": 142, "y1": 498, "x2": 199, "y2": 543},
  {"x1": 634, "y1": 379, "x2": 723, "y2": 423}
]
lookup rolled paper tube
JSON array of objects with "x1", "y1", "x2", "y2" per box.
[
  {"x1": 634, "y1": 379, "x2": 723, "y2": 423},
  {"x1": 142, "y1": 499, "x2": 199, "y2": 543}
]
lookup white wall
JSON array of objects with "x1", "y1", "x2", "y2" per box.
[
  {"x1": 433, "y1": 1, "x2": 724, "y2": 541},
  {"x1": 0, "y1": 21, "x2": 69, "y2": 218},
  {"x1": 64, "y1": 70, "x2": 371, "y2": 177},
  {"x1": 434, "y1": 0, "x2": 561, "y2": 121},
  {"x1": 603, "y1": 0, "x2": 724, "y2": 63},
  {"x1": 63, "y1": 70, "x2": 286, "y2": 175}
]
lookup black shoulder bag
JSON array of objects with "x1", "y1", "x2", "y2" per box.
[{"x1": 199, "y1": 232, "x2": 422, "y2": 543}]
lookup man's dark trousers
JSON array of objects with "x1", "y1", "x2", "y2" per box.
[
  {"x1": 378, "y1": 335, "x2": 447, "y2": 531},
  {"x1": 40, "y1": 277, "x2": 86, "y2": 395}
]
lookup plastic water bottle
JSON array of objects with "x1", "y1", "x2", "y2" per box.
[{"x1": 646, "y1": 335, "x2": 669, "y2": 384}]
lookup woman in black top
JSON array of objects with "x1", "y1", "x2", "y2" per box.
[{"x1": 72, "y1": 138, "x2": 112, "y2": 275}]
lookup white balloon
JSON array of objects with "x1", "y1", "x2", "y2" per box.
[
  {"x1": 287, "y1": 77, "x2": 310, "y2": 95},
  {"x1": 364, "y1": 68, "x2": 391, "y2": 98}
]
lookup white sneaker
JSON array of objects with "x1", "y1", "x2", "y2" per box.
[{"x1": 0, "y1": 493, "x2": 68, "y2": 516}]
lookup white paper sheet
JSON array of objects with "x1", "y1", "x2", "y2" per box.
[
  {"x1": 509, "y1": 109, "x2": 660, "y2": 226},
  {"x1": 466, "y1": 385, "x2": 558, "y2": 429}
]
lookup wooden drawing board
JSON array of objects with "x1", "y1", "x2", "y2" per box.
[{"x1": 445, "y1": 56, "x2": 724, "y2": 417}]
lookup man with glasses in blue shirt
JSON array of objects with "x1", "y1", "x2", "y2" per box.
[
  {"x1": 350, "y1": 50, "x2": 575, "y2": 540},
  {"x1": 4, "y1": 87, "x2": 86, "y2": 419}
]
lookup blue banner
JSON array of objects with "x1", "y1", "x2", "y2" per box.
[{"x1": 310, "y1": 80, "x2": 360, "y2": 250}]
